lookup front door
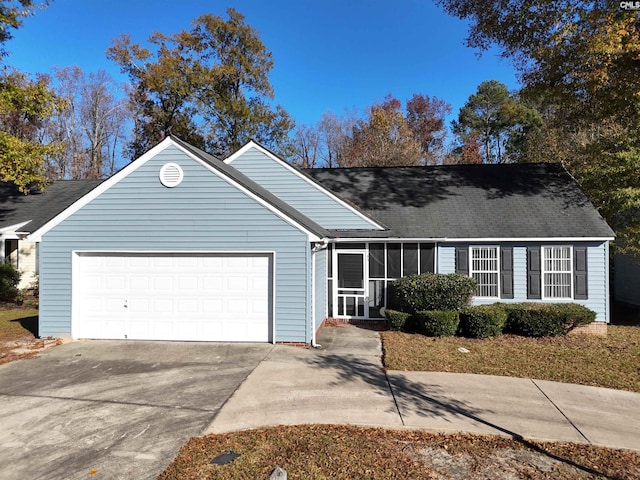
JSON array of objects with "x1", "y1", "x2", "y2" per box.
[{"x1": 336, "y1": 251, "x2": 367, "y2": 318}]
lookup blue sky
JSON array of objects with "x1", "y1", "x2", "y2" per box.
[{"x1": 6, "y1": 0, "x2": 519, "y2": 129}]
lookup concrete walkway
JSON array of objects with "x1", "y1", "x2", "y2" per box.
[{"x1": 207, "y1": 325, "x2": 640, "y2": 452}]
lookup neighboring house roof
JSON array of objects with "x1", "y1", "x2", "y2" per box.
[
  {"x1": 0, "y1": 180, "x2": 103, "y2": 233},
  {"x1": 305, "y1": 163, "x2": 615, "y2": 240}
]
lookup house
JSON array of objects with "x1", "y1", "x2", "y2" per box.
[
  {"x1": 0, "y1": 180, "x2": 102, "y2": 289},
  {"x1": 23, "y1": 136, "x2": 613, "y2": 343}
]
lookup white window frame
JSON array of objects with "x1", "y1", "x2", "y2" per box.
[
  {"x1": 469, "y1": 245, "x2": 500, "y2": 299},
  {"x1": 542, "y1": 245, "x2": 573, "y2": 300}
]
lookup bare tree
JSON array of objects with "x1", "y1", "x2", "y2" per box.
[
  {"x1": 47, "y1": 66, "x2": 129, "y2": 179},
  {"x1": 291, "y1": 124, "x2": 320, "y2": 168}
]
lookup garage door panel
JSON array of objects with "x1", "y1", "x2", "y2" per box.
[{"x1": 75, "y1": 253, "x2": 272, "y2": 342}]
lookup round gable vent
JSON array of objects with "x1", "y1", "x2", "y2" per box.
[{"x1": 159, "y1": 163, "x2": 183, "y2": 187}]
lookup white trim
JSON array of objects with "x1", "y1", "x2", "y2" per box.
[
  {"x1": 328, "y1": 236, "x2": 614, "y2": 243},
  {"x1": 311, "y1": 248, "x2": 316, "y2": 346},
  {"x1": 225, "y1": 141, "x2": 386, "y2": 231},
  {"x1": 541, "y1": 245, "x2": 574, "y2": 300},
  {"x1": 469, "y1": 245, "x2": 500, "y2": 299},
  {"x1": 71, "y1": 250, "x2": 276, "y2": 343},
  {"x1": 28, "y1": 138, "x2": 322, "y2": 243}
]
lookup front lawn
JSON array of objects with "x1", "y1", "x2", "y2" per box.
[
  {"x1": 160, "y1": 425, "x2": 640, "y2": 479},
  {"x1": 382, "y1": 326, "x2": 640, "y2": 392},
  {"x1": 0, "y1": 307, "x2": 40, "y2": 365}
]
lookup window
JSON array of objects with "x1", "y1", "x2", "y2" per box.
[
  {"x1": 470, "y1": 246, "x2": 499, "y2": 297},
  {"x1": 543, "y1": 246, "x2": 572, "y2": 299}
]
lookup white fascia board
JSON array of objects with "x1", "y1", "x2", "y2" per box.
[
  {"x1": 329, "y1": 236, "x2": 615, "y2": 243},
  {"x1": 27, "y1": 138, "x2": 177, "y2": 242},
  {"x1": 0, "y1": 220, "x2": 32, "y2": 235},
  {"x1": 225, "y1": 141, "x2": 386, "y2": 231},
  {"x1": 171, "y1": 141, "x2": 322, "y2": 242}
]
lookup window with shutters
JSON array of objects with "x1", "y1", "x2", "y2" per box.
[
  {"x1": 542, "y1": 246, "x2": 573, "y2": 299},
  {"x1": 470, "y1": 246, "x2": 499, "y2": 298}
]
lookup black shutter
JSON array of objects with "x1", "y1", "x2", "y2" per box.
[
  {"x1": 527, "y1": 247, "x2": 541, "y2": 299},
  {"x1": 574, "y1": 246, "x2": 588, "y2": 299},
  {"x1": 500, "y1": 247, "x2": 514, "y2": 299},
  {"x1": 456, "y1": 247, "x2": 468, "y2": 275}
]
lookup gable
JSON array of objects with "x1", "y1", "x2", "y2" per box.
[
  {"x1": 30, "y1": 138, "x2": 328, "y2": 242},
  {"x1": 226, "y1": 143, "x2": 384, "y2": 231}
]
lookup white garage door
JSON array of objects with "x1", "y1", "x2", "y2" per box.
[{"x1": 74, "y1": 253, "x2": 272, "y2": 342}]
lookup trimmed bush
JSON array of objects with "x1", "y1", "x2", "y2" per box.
[
  {"x1": 503, "y1": 303, "x2": 560, "y2": 337},
  {"x1": 384, "y1": 309, "x2": 412, "y2": 331},
  {"x1": 549, "y1": 303, "x2": 597, "y2": 333},
  {"x1": 392, "y1": 273, "x2": 476, "y2": 314},
  {"x1": 0, "y1": 262, "x2": 21, "y2": 302},
  {"x1": 504, "y1": 303, "x2": 596, "y2": 337},
  {"x1": 459, "y1": 305, "x2": 507, "y2": 338},
  {"x1": 415, "y1": 310, "x2": 459, "y2": 337}
]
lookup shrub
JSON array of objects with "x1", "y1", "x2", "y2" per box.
[
  {"x1": 415, "y1": 310, "x2": 459, "y2": 337},
  {"x1": 504, "y1": 303, "x2": 596, "y2": 337},
  {"x1": 0, "y1": 262, "x2": 21, "y2": 302},
  {"x1": 459, "y1": 305, "x2": 507, "y2": 338},
  {"x1": 503, "y1": 303, "x2": 560, "y2": 337},
  {"x1": 392, "y1": 273, "x2": 476, "y2": 314},
  {"x1": 384, "y1": 309, "x2": 412, "y2": 331},
  {"x1": 548, "y1": 303, "x2": 597, "y2": 333}
]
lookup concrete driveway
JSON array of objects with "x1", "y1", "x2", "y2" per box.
[{"x1": 0, "y1": 340, "x2": 273, "y2": 480}]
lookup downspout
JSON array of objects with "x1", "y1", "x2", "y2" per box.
[{"x1": 310, "y1": 239, "x2": 329, "y2": 348}]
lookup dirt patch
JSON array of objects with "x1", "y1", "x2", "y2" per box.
[{"x1": 0, "y1": 335, "x2": 60, "y2": 366}]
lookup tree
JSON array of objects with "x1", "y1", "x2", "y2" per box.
[
  {"x1": 436, "y1": 1, "x2": 640, "y2": 251},
  {"x1": 46, "y1": 66, "x2": 129, "y2": 179},
  {"x1": 339, "y1": 95, "x2": 422, "y2": 167},
  {"x1": 453, "y1": 80, "x2": 541, "y2": 163},
  {"x1": 405, "y1": 94, "x2": 451, "y2": 164},
  {"x1": 107, "y1": 8, "x2": 293, "y2": 159},
  {"x1": 0, "y1": 1, "x2": 49, "y2": 59},
  {"x1": 0, "y1": 70, "x2": 58, "y2": 191},
  {"x1": 291, "y1": 124, "x2": 320, "y2": 168}
]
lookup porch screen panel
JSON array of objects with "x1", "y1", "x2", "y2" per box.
[
  {"x1": 338, "y1": 253, "x2": 364, "y2": 289},
  {"x1": 420, "y1": 243, "x2": 435, "y2": 273},
  {"x1": 369, "y1": 243, "x2": 385, "y2": 278},
  {"x1": 403, "y1": 243, "x2": 418, "y2": 276},
  {"x1": 368, "y1": 280, "x2": 385, "y2": 318},
  {"x1": 387, "y1": 244, "x2": 401, "y2": 278}
]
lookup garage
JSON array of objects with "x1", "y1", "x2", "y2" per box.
[{"x1": 73, "y1": 252, "x2": 273, "y2": 342}]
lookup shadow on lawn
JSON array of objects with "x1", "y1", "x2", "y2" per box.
[
  {"x1": 303, "y1": 346, "x2": 615, "y2": 479},
  {"x1": 10, "y1": 315, "x2": 38, "y2": 337}
]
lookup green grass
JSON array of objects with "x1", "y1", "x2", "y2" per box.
[
  {"x1": 0, "y1": 308, "x2": 38, "y2": 340},
  {"x1": 381, "y1": 326, "x2": 640, "y2": 392},
  {"x1": 160, "y1": 425, "x2": 640, "y2": 479},
  {"x1": 0, "y1": 307, "x2": 40, "y2": 365}
]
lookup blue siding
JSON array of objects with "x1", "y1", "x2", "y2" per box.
[
  {"x1": 40, "y1": 144, "x2": 312, "y2": 342},
  {"x1": 437, "y1": 245, "x2": 456, "y2": 274},
  {"x1": 229, "y1": 147, "x2": 378, "y2": 230},
  {"x1": 438, "y1": 242, "x2": 609, "y2": 322}
]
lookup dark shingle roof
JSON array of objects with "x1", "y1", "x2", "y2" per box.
[
  {"x1": 304, "y1": 163, "x2": 614, "y2": 239},
  {"x1": 0, "y1": 180, "x2": 103, "y2": 232}
]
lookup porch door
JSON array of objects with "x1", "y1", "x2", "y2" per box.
[{"x1": 337, "y1": 252, "x2": 367, "y2": 318}]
